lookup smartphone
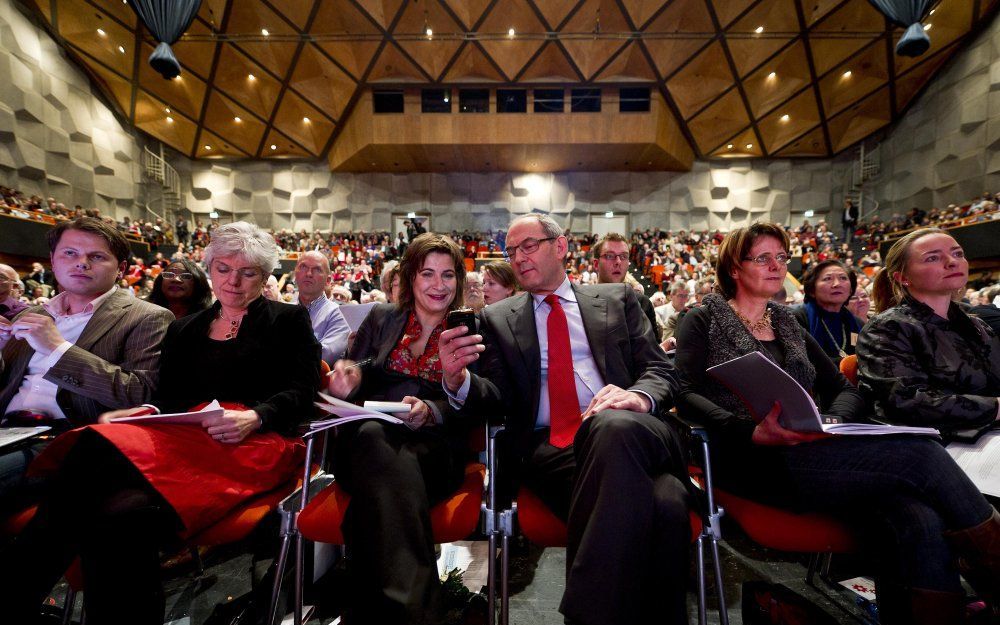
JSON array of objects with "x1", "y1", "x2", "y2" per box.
[{"x1": 446, "y1": 308, "x2": 477, "y2": 337}]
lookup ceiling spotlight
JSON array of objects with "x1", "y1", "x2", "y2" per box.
[
  {"x1": 303, "y1": 117, "x2": 311, "y2": 123},
  {"x1": 165, "y1": 107, "x2": 170, "y2": 113},
  {"x1": 767, "y1": 71, "x2": 776, "y2": 79},
  {"x1": 425, "y1": 26, "x2": 433, "y2": 38},
  {"x1": 205, "y1": 145, "x2": 211, "y2": 150},
  {"x1": 842, "y1": 70, "x2": 852, "y2": 78},
  {"x1": 754, "y1": 26, "x2": 764, "y2": 34},
  {"x1": 118, "y1": 45, "x2": 125, "y2": 54},
  {"x1": 929, "y1": 8, "x2": 935, "y2": 15},
  {"x1": 173, "y1": 75, "x2": 182, "y2": 81},
  {"x1": 97, "y1": 28, "x2": 106, "y2": 37},
  {"x1": 166, "y1": 116, "x2": 174, "y2": 123},
  {"x1": 234, "y1": 116, "x2": 242, "y2": 122},
  {"x1": 444, "y1": 95, "x2": 449, "y2": 103},
  {"x1": 780, "y1": 114, "x2": 790, "y2": 122},
  {"x1": 248, "y1": 73, "x2": 256, "y2": 81},
  {"x1": 746, "y1": 143, "x2": 753, "y2": 149},
  {"x1": 508, "y1": 27, "x2": 516, "y2": 38},
  {"x1": 923, "y1": 23, "x2": 932, "y2": 30},
  {"x1": 261, "y1": 28, "x2": 270, "y2": 36},
  {"x1": 727, "y1": 144, "x2": 734, "y2": 149},
  {"x1": 270, "y1": 144, "x2": 277, "y2": 150}
]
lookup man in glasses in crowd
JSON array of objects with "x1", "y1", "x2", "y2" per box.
[
  {"x1": 593, "y1": 232, "x2": 659, "y2": 333},
  {"x1": 440, "y1": 214, "x2": 692, "y2": 625},
  {"x1": 0, "y1": 264, "x2": 28, "y2": 321},
  {"x1": 0, "y1": 217, "x2": 172, "y2": 514}
]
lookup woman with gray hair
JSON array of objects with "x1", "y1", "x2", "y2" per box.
[{"x1": 3, "y1": 222, "x2": 321, "y2": 624}]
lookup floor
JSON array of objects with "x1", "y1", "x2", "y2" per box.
[{"x1": 43, "y1": 516, "x2": 880, "y2": 625}]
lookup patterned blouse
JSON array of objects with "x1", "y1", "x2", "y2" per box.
[{"x1": 387, "y1": 312, "x2": 444, "y2": 383}]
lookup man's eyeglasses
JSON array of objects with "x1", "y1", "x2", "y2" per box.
[
  {"x1": 0, "y1": 276, "x2": 12, "y2": 284},
  {"x1": 162, "y1": 272, "x2": 194, "y2": 281},
  {"x1": 503, "y1": 237, "x2": 556, "y2": 261},
  {"x1": 743, "y1": 253, "x2": 792, "y2": 266},
  {"x1": 599, "y1": 253, "x2": 629, "y2": 263}
]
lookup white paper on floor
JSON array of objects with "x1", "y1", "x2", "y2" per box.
[
  {"x1": 437, "y1": 540, "x2": 490, "y2": 592},
  {"x1": 838, "y1": 576, "x2": 877, "y2": 601}
]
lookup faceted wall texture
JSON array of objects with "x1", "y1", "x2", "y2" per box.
[
  {"x1": 0, "y1": 1, "x2": 142, "y2": 217},
  {"x1": 176, "y1": 158, "x2": 841, "y2": 234},
  {"x1": 874, "y1": 13, "x2": 1000, "y2": 214}
]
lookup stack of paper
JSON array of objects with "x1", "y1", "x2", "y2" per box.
[{"x1": 313, "y1": 392, "x2": 406, "y2": 429}]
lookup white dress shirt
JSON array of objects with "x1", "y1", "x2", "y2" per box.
[{"x1": 6, "y1": 286, "x2": 118, "y2": 419}]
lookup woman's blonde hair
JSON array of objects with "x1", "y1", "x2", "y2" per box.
[{"x1": 871, "y1": 227, "x2": 945, "y2": 313}]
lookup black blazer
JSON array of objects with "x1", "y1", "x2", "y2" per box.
[
  {"x1": 462, "y1": 283, "x2": 678, "y2": 463},
  {"x1": 155, "y1": 297, "x2": 321, "y2": 436}
]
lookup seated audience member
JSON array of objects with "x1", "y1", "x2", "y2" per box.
[
  {"x1": 294, "y1": 251, "x2": 350, "y2": 364},
  {"x1": 0, "y1": 221, "x2": 321, "y2": 624},
  {"x1": 0, "y1": 264, "x2": 28, "y2": 320},
  {"x1": 846, "y1": 283, "x2": 872, "y2": 324},
  {"x1": 331, "y1": 284, "x2": 352, "y2": 304},
  {"x1": 0, "y1": 218, "x2": 173, "y2": 514},
  {"x1": 464, "y1": 271, "x2": 486, "y2": 312},
  {"x1": 145, "y1": 258, "x2": 211, "y2": 319},
  {"x1": 792, "y1": 259, "x2": 862, "y2": 364},
  {"x1": 480, "y1": 261, "x2": 517, "y2": 306},
  {"x1": 325, "y1": 233, "x2": 476, "y2": 624},
  {"x1": 675, "y1": 223, "x2": 998, "y2": 624},
  {"x1": 970, "y1": 284, "x2": 1000, "y2": 335},
  {"x1": 440, "y1": 214, "x2": 691, "y2": 625},
  {"x1": 659, "y1": 281, "x2": 691, "y2": 339},
  {"x1": 379, "y1": 260, "x2": 401, "y2": 304},
  {"x1": 24, "y1": 261, "x2": 54, "y2": 295},
  {"x1": 594, "y1": 232, "x2": 658, "y2": 332},
  {"x1": 262, "y1": 274, "x2": 282, "y2": 301},
  {"x1": 859, "y1": 228, "x2": 1000, "y2": 443}
]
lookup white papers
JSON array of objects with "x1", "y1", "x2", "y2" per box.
[
  {"x1": 0, "y1": 426, "x2": 51, "y2": 449},
  {"x1": 838, "y1": 577, "x2": 877, "y2": 602},
  {"x1": 339, "y1": 302, "x2": 376, "y2": 332},
  {"x1": 363, "y1": 401, "x2": 411, "y2": 414},
  {"x1": 312, "y1": 392, "x2": 405, "y2": 429},
  {"x1": 707, "y1": 352, "x2": 939, "y2": 437},
  {"x1": 947, "y1": 431, "x2": 1000, "y2": 497},
  {"x1": 114, "y1": 400, "x2": 224, "y2": 425}
]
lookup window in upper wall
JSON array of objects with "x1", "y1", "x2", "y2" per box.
[
  {"x1": 619, "y1": 87, "x2": 651, "y2": 112},
  {"x1": 373, "y1": 90, "x2": 405, "y2": 113},
  {"x1": 571, "y1": 88, "x2": 601, "y2": 112},
  {"x1": 497, "y1": 89, "x2": 527, "y2": 113},
  {"x1": 459, "y1": 89, "x2": 490, "y2": 113},
  {"x1": 534, "y1": 89, "x2": 564, "y2": 113},
  {"x1": 421, "y1": 89, "x2": 451, "y2": 113}
]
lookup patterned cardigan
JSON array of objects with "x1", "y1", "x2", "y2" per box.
[{"x1": 857, "y1": 297, "x2": 1000, "y2": 440}]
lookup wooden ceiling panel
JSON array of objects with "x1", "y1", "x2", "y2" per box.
[
  {"x1": 727, "y1": 36, "x2": 795, "y2": 78},
  {"x1": 518, "y1": 42, "x2": 582, "y2": 81},
  {"x1": 729, "y1": 0, "x2": 801, "y2": 33},
  {"x1": 272, "y1": 90, "x2": 334, "y2": 155},
  {"x1": 982, "y1": 0, "x2": 1000, "y2": 19},
  {"x1": 799, "y1": 0, "x2": 843, "y2": 27},
  {"x1": 560, "y1": 0, "x2": 634, "y2": 79},
  {"x1": 894, "y1": 0, "x2": 973, "y2": 75},
  {"x1": 351, "y1": 0, "x2": 406, "y2": 29},
  {"x1": 171, "y1": 19, "x2": 217, "y2": 81},
  {"x1": 58, "y1": 0, "x2": 134, "y2": 78},
  {"x1": 262, "y1": 128, "x2": 313, "y2": 158},
  {"x1": 395, "y1": 0, "x2": 465, "y2": 78},
  {"x1": 808, "y1": 35, "x2": 880, "y2": 76},
  {"x1": 275, "y1": 0, "x2": 318, "y2": 30},
  {"x1": 310, "y1": 0, "x2": 382, "y2": 79},
  {"x1": 742, "y1": 40, "x2": 812, "y2": 117},
  {"x1": 818, "y1": 39, "x2": 888, "y2": 116},
  {"x1": 772, "y1": 124, "x2": 827, "y2": 156},
  {"x1": 138, "y1": 44, "x2": 208, "y2": 119},
  {"x1": 95, "y1": 0, "x2": 137, "y2": 28},
  {"x1": 477, "y1": 0, "x2": 548, "y2": 79},
  {"x1": 197, "y1": 128, "x2": 249, "y2": 158},
  {"x1": 367, "y1": 42, "x2": 430, "y2": 82},
  {"x1": 666, "y1": 41, "x2": 737, "y2": 119},
  {"x1": 442, "y1": 0, "x2": 494, "y2": 29},
  {"x1": 620, "y1": 0, "x2": 671, "y2": 28},
  {"x1": 826, "y1": 86, "x2": 891, "y2": 152},
  {"x1": 529, "y1": 0, "x2": 582, "y2": 29},
  {"x1": 442, "y1": 44, "x2": 507, "y2": 82},
  {"x1": 197, "y1": 0, "x2": 228, "y2": 30},
  {"x1": 642, "y1": 0, "x2": 715, "y2": 78},
  {"x1": 225, "y1": 0, "x2": 299, "y2": 78},
  {"x1": 289, "y1": 44, "x2": 356, "y2": 120},
  {"x1": 594, "y1": 42, "x2": 658, "y2": 81},
  {"x1": 201, "y1": 92, "x2": 268, "y2": 155},
  {"x1": 134, "y1": 91, "x2": 198, "y2": 155},
  {"x1": 755, "y1": 88, "x2": 821, "y2": 151},
  {"x1": 709, "y1": 127, "x2": 762, "y2": 157},
  {"x1": 811, "y1": 0, "x2": 886, "y2": 34},
  {"x1": 710, "y1": 0, "x2": 759, "y2": 29},
  {"x1": 687, "y1": 89, "x2": 752, "y2": 153},
  {"x1": 212, "y1": 45, "x2": 283, "y2": 120}
]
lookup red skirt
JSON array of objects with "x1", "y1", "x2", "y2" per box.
[{"x1": 29, "y1": 406, "x2": 304, "y2": 538}]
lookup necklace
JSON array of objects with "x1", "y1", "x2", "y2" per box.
[
  {"x1": 819, "y1": 317, "x2": 848, "y2": 359},
  {"x1": 728, "y1": 301, "x2": 773, "y2": 334},
  {"x1": 217, "y1": 309, "x2": 244, "y2": 340}
]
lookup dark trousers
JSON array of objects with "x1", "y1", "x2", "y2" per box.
[
  {"x1": 333, "y1": 420, "x2": 466, "y2": 625},
  {"x1": 0, "y1": 430, "x2": 180, "y2": 625},
  {"x1": 522, "y1": 410, "x2": 691, "y2": 625},
  {"x1": 0, "y1": 438, "x2": 50, "y2": 517},
  {"x1": 717, "y1": 435, "x2": 993, "y2": 592}
]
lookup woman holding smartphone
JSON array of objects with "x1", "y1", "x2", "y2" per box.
[{"x1": 325, "y1": 232, "x2": 481, "y2": 625}]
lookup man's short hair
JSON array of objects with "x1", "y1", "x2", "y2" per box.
[
  {"x1": 509, "y1": 214, "x2": 562, "y2": 240},
  {"x1": 668, "y1": 281, "x2": 688, "y2": 296},
  {"x1": 47, "y1": 217, "x2": 131, "y2": 264},
  {"x1": 593, "y1": 232, "x2": 628, "y2": 258}
]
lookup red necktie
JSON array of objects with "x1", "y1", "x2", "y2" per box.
[{"x1": 545, "y1": 294, "x2": 581, "y2": 448}]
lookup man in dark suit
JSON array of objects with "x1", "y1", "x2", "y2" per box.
[
  {"x1": 593, "y1": 232, "x2": 659, "y2": 332},
  {"x1": 440, "y1": 214, "x2": 691, "y2": 625},
  {"x1": 0, "y1": 217, "x2": 172, "y2": 514}
]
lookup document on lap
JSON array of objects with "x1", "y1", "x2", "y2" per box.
[
  {"x1": 707, "y1": 352, "x2": 940, "y2": 437},
  {"x1": 339, "y1": 302, "x2": 377, "y2": 332},
  {"x1": 312, "y1": 392, "x2": 406, "y2": 429},
  {"x1": 114, "y1": 399, "x2": 225, "y2": 425},
  {"x1": 946, "y1": 431, "x2": 1000, "y2": 497}
]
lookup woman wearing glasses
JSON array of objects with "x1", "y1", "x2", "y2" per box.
[
  {"x1": 792, "y1": 260, "x2": 863, "y2": 365},
  {"x1": 674, "y1": 223, "x2": 997, "y2": 624},
  {"x1": 3, "y1": 222, "x2": 321, "y2": 624},
  {"x1": 145, "y1": 258, "x2": 212, "y2": 319}
]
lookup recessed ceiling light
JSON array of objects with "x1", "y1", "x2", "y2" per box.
[
  {"x1": 426, "y1": 27, "x2": 433, "y2": 38},
  {"x1": 234, "y1": 116, "x2": 242, "y2": 122},
  {"x1": 754, "y1": 26, "x2": 764, "y2": 34},
  {"x1": 842, "y1": 70, "x2": 852, "y2": 78},
  {"x1": 118, "y1": 45, "x2": 125, "y2": 54},
  {"x1": 767, "y1": 71, "x2": 776, "y2": 79},
  {"x1": 270, "y1": 144, "x2": 277, "y2": 150},
  {"x1": 746, "y1": 143, "x2": 753, "y2": 149},
  {"x1": 165, "y1": 107, "x2": 170, "y2": 113},
  {"x1": 727, "y1": 144, "x2": 734, "y2": 149},
  {"x1": 173, "y1": 75, "x2": 182, "y2": 81},
  {"x1": 780, "y1": 114, "x2": 790, "y2": 122},
  {"x1": 205, "y1": 145, "x2": 211, "y2": 150},
  {"x1": 444, "y1": 95, "x2": 449, "y2": 103},
  {"x1": 508, "y1": 27, "x2": 516, "y2": 38},
  {"x1": 261, "y1": 28, "x2": 269, "y2": 36},
  {"x1": 248, "y1": 73, "x2": 256, "y2": 81},
  {"x1": 929, "y1": 8, "x2": 935, "y2": 15},
  {"x1": 303, "y1": 117, "x2": 310, "y2": 123},
  {"x1": 166, "y1": 116, "x2": 173, "y2": 123},
  {"x1": 923, "y1": 23, "x2": 932, "y2": 30},
  {"x1": 97, "y1": 28, "x2": 106, "y2": 37}
]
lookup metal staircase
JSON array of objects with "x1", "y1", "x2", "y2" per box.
[
  {"x1": 842, "y1": 142, "x2": 881, "y2": 220},
  {"x1": 141, "y1": 145, "x2": 183, "y2": 222}
]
